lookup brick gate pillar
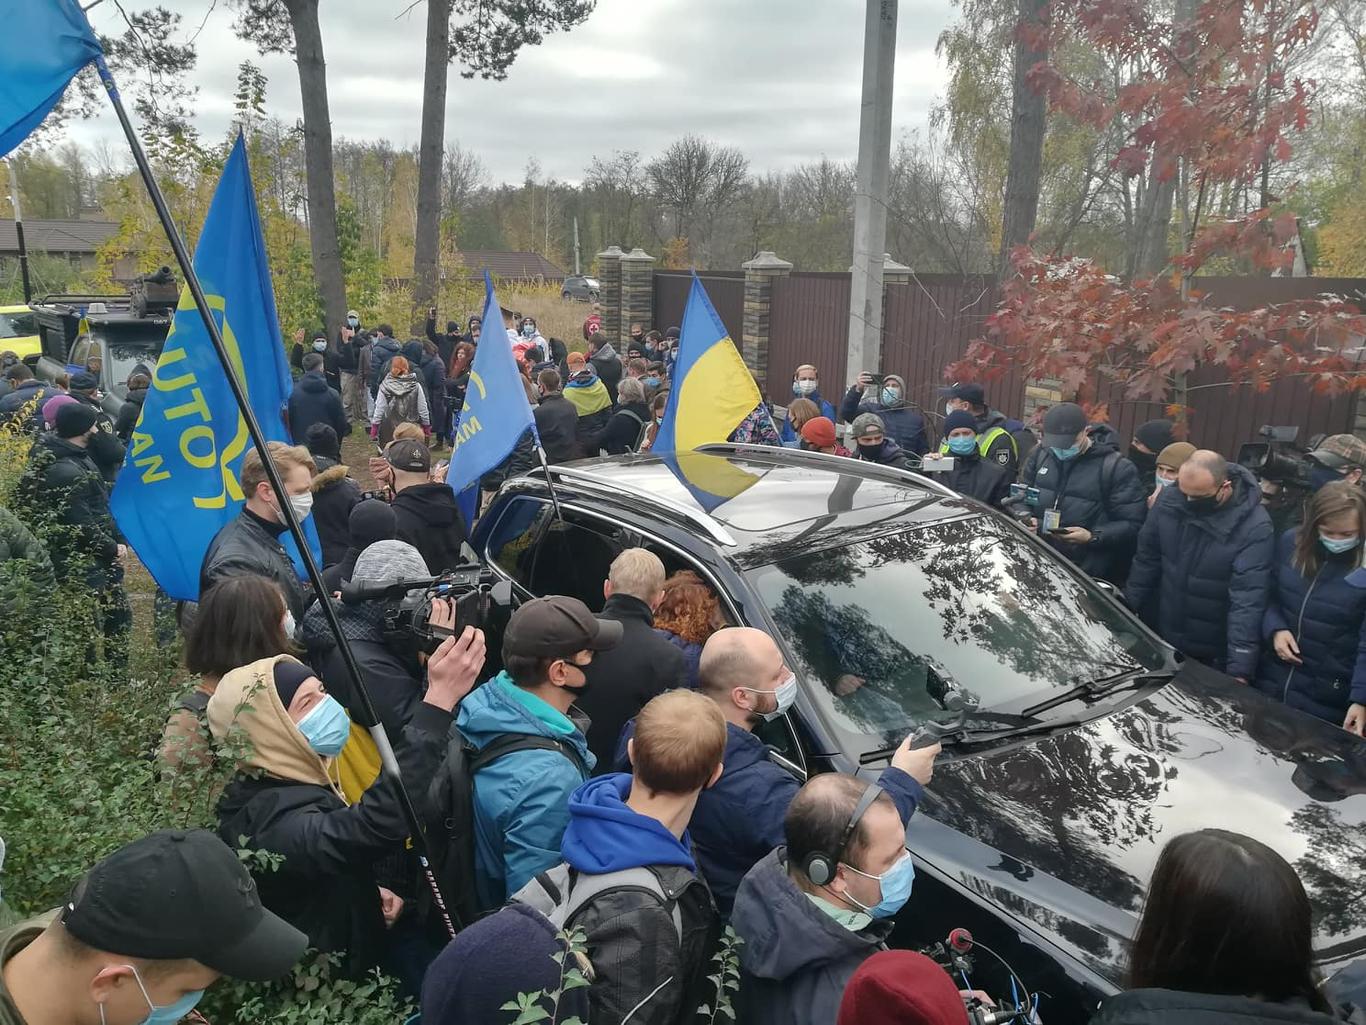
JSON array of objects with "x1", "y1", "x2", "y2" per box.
[
  {"x1": 741, "y1": 250, "x2": 793, "y2": 392},
  {"x1": 595, "y1": 245, "x2": 624, "y2": 345},
  {"x1": 618, "y1": 248, "x2": 656, "y2": 348}
]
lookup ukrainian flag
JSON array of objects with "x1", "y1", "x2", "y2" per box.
[{"x1": 653, "y1": 274, "x2": 764, "y2": 512}]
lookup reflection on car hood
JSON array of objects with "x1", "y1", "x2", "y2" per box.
[{"x1": 914, "y1": 659, "x2": 1366, "y2": 988}]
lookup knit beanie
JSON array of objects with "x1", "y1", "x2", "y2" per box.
[
  {"x1": 837, "y1": 950, "x2": 970, "y2": 1025},
  {"x1": 272, "y1": 659, "x2": 314, "y2": 711},
  {"x1": 943, "y1": 410, "x2": 978, "y2": 435},
  {"x1": 352, "y1": 539, "x2": 429, "y2": 584},
  {"x1": 348, "y1": 500, "x2": 396, "y2": 549}
]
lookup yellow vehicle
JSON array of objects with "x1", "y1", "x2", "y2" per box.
[{"x1": 0, "y1": 304, "x2": 40, "y2": 363}]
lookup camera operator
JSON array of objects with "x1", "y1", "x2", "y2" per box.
[
  {"x1": 1309, "y1": 435, "x2": 1366, "y2": 492},
  {"x1": 374, "y1": 439, "x2": 468, "y2": 574}
]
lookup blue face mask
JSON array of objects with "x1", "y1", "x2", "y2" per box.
[
  {"x1": 103, "y1": 965, "x2": 205, "y2": 1025},
  {"x1": 1156, "y1": 475, "x2": 1175, "y2": 488},
  {"x1": 1321, "y1": 533, "x2": 1361, "y2": 554},
  {"x1": 1311, "y1": 464, "x2": 1346, "y2": 492},
  {"x1": 295, "y1": 695, "x2": 350, "y2": 757},
  {"x1": 845, "y1": 850, "x2": 915, "y2": 919},
  {"x1": 946, "y1": 435, "x2": 977, "y2": 456},
  {"x1": 1052, "y1": 444, "x2": 1081, "y2": 461},
  {"x1": 880, "y1": 387, "x2": 901, "y2": 406},
  {"x1": 645, "y1": 376, "x2": 660, "y2": 388}
]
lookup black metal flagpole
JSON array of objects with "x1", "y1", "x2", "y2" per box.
[{"x1": 93, "y1": 56, "x2": 457, "y2": 937}]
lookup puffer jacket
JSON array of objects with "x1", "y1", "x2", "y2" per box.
[
  {"x1": 308, "y1": 459, "x2": 361, "y2": 571},
  {"x1": 839, "y1": 376, "x2": 928, "y2": 455},
  {"x1": 1090, "y1": 988, "x2": 1355, "y2": 1025},
  {"x1": 1126, "y1": 463, "x2": 1275, "y2": 680},
  {"x1": 20, "y1": 433, "x2": 119, "y2": 588},
  {"x1": 114, "y1": 385, "x2": 146, "y2": 442},
  {"x1": 367, "y1": 335, "x2": 402, "y2": 396},
  {"x1": 199, "y1": 508, "x2": 309, "y2": 618},
  {"x1": 1254, "y1": 528, "x2": 1366, "y2": 724},
  {"x1": 287, "y1": 371, "x2": 349, "y2": 447},
  {"x1": 1021, "y1": 427, "x2": 1149, "y2": 583},
  {"x1": 732, "y1": 847, "x2": 895, "y2": 1025},
  {"x1": 854, "y1": 437, "x2": 910, "y2": 469},
  {"x1": 943, "y1": 450, "x2": 1011, "y2": 507},
  {"x1": 0, "y1": 379, "x2": 59, "y2": 432}
]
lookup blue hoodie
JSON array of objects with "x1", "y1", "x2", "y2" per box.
[
  {"x1": 457, "y1": 672, "x2": 596, "y2": 910},
  {"x1": 561, "y1": 773, "x2": 695, "y2": 874}
]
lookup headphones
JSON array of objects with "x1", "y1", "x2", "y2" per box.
[{"x1": 803, "y1": 783, "x2": 884, "y2": 887}]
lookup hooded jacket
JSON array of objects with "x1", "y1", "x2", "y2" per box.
[
  {"x1": 1254, "y1": 528, "x2": 1366, "y2": 723},
  {"x1": 390, "y1": 481, "x2": 468, "y2": 574},
  {"x1": 533, "y1": 391, "x2": 580, "y2": 463},
  {"x1": 1126, "y1": 462, "x2": 1275, "y2": 679},
  {"x1": 943, "y1": 449, "x2": 1011, "y2": 507},
  {"x1": 732, "y1": 847, "x2": 895, "y2": 1025},
  {"x1": 20, "y1": 433, "x2": 118, "y2": 588},
  {"x1": 69, "y1": 391, "x2": 125, "y2": 484},
  {"x1": 456, "y1": 672, "x2": 596, "y2": 910},
  {"x1": 114, "y1": 385, "x2": 146, "y2": 442},
  {"x1": 200, "y1": 507, "x2": 309, "y2": 619},
  {"x1": 367, "y1": 335, "x2": 403, "y2": 396},
  {"x1": 208, "y1": 654, "x2": 452, "y2": 974},
  {"x1": 780, "y1": 390, "x2": 837, "y2": 444},
  {"x1": 1089, "y1": 988, "x2": 1356, "y2": 1025},
  {"x1": 371, "y1": 374, "x2": 430, "y2": 446},
  {"x1": 854, "y1": 437, "x2": 911, "y2": 470},
  {"x1": 309, "y1": 460, "x2": 361, "y2": 569},
  {"x1": 589, "y1": 342, "x2": 623, "y2": 404},
  {"x1": 287, "y1": 371, "x2": 349, "y2": 447},
  {"x1": 558, "y1": 774, "x2": 719, "y2": 1025},
  {"x1": 840, "y1": 376, "x2": 928, "y2": 455},
  {"x1": 565, "y1": 369, "x2": 613, "y2": 441},
  {"x1": 1021, "y1": 426, "x2": 1149, "y2": 583}
]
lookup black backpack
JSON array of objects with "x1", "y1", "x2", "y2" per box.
[{"x1": 424, "y1": 731, "x2": 590, "y2": 931}]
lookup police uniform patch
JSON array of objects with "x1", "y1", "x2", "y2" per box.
[{"x1": 995, "y1": 450, "x2": 1010, "y2": 464}]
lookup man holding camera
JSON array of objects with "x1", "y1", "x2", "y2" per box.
[{"x1": 374, "y1": 439, "x2": 468, "y2": 574}]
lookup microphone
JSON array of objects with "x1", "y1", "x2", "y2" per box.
[{"x1": 948, "y1": 928, "x2": 974, "y2": 954}]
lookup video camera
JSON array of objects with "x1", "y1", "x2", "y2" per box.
[
  {"x1": 1237, "y1": 425, "x2": 1315, "y2": 490},
  {"x1": 340, "y1": 563, "x2": 514, "y2": 658}
]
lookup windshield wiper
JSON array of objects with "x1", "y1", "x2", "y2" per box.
[
  {"x1": 858, "y1": 714, "x2": 1086, "y2": 764},
  {"x1": 1019, "y1": 666, "x2": 1175, "y2": 719}
]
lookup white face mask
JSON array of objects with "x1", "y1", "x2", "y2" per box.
[
  {"x1": 278, "y1": 490, "x2": 314, "y2": 523},
  {"x1": 794, "y1": 379, "x2": 817, "y2": 396},
  {"x1": 741, "y1": 673, "x2": 799, "y2": 722}
]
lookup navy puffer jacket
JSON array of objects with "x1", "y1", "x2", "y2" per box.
[
  {"x1": 1254, "y1": 528, "x2": 1366, "y2": 724},
  {"x1": 839, "y1": 378, "x2": 928, "y2": 455},
  {"x1": 1020, "y1": 427, "x2": 1149, "y2": 583},
  {"x1": 1125, "y1": 462, "x2": 1275, "y2": 680}
]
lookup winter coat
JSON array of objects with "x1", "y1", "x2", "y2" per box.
[
  {"x1": 70, "y1": 392, "x2": 125, "y2": 484},
  {"x1": 780, "y1": 392, "x2": 837, "y2": 444},
  {"x1": 565, "y1": 372, "x2": 613, "y2": 446},
  {"x1": 556, "y1": 774, "x2": 720, "y2": 1025},
  {"x1": 300, "y1": 598, "x2": 423, "y2": 739},
  {"x1": 730, "y1": 403, "x2": 782, "y2": 447},
  {"x1": 943, "y1": 450, "x2": 1011, "y2": 507},
  {"x1": 21, "y1": 433, "x2": 118, "y2": 588},
  {"x1": 532, "y1": 392, "x2": 580, "y2": 463},
  {"x1": 309, "y1": 459, "x2": 361, "y2": 569},
  {"x1": 656, "y1": 629, "x2": 703, "y2": 687},
  {"x1": 732, "y1": 847, "x2": 895, "y2": 1025},
  {"x1": 199, "y1": 508, "x2": 309, "y2": 619},
  {"x1": 420, "y1": 352, "x2": 447, "y2": 437},
  {"x1": 425, "y1": 317, "x2": 458, "y2": 368},
  {"x1": 583, "y1": 400, "x2": 650, "y2": 455},
  {"x1": 613, "y1": 723, "x2": 924, "y2": 918},
  {"x1": 854, "y1": 438, "x2": 911, "y2": 469},
  {"x1": 1021, "y1": 429, "x2": 1149, "y2": 583},
  {"x1": 589, "y1": 343, "x2": 623, "y2": 404},
  {"x1": 287, "y1": 371, "x2": 350, "y2": 447},
  {"x1": 335, "y1": 328, "x2": 362, "y2": 373},
  {"x1": 839, "y1": 379, "x2": 928, "y2": 455},
  {"x1": 1254, "y1": 529, "x2": 1366, "y2": 723},
  {"x1": 115, "y1": 386, "x2": 146, "y2": 442},
  {"x1": 367, "y1": 336, "x2": 402, "y2": 396},
  {"x1": 390, "y1": 481, "x2": 467, "y2": 574},
  {"x1": 578, "y1": 594, "x2": 689, "y2": 771},
  {"x1": 456, "y1": 672, "x2": 596, "y2": 911},
  {"x1": 967, "y1": 408, "x2": 1026, "y2": 476},
  {"x1": 1126, "y1": 463, "x2": 1275, "y2": 679},
  {"x1": 208, "y1": 655, "x2": 451, "y2": 975},
  {"x1": 371, "y1": 374, "x2": 430, "y2": 447},
  {"x1": 0, "y1": 379, "x2": 59, "y2": 432},
  {"x1": 1090, "y1": 988, "x2": 1355, "y2": 1025}
]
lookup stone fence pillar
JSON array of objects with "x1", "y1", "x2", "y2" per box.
[
  {"x1": 596, "y1": 245, "x2": 624, "y2": 343},
  {"x1": 741, "y1": 250, "x2": 793, "y2": 391},
  {"x1": 619, "y1": 248, "x2": 656, "y2": 348}
]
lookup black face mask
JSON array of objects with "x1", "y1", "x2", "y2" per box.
[
  {"x1": 1186, "y1": 490, "x2": 1224, "y2": 517},
  {"x1": 1129, "y1": 446, "x2": 1157, "y2": 479}
]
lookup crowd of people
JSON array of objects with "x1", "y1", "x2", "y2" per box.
[{"x1": 3, "y1": 303, "x2": 1366, "y2": 1025}]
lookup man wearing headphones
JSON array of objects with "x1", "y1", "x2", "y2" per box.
[{"x1": 730, "y1": 772, "x2": 932, "y2": 1025}]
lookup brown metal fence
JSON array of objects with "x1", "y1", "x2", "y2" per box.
[
  {"x1": 767, "y1": 273, "x2": 852, "y2": 401},
  {"x1": 653, "y1": 271, "x2": 744, "y2": 342}
]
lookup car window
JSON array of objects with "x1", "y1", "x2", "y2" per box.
[
  {"x1": 69, "y1": 336, "x2": 91, "y2": 369},
  {"x1": 484, "y1": 497, "x2": 553, "y2": 594},
  {"x1": 748, "y1": 514, "x2": 1167, "y2": 754},
  {"x1": 0, "y1": 312, "x2": 35, "y2": 338},
  {"x1": 527, "y1": 506, "x2": 630, "y2": 611}
]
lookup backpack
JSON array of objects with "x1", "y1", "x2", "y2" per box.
[
  {"x1": 617, "y1": 408, "x2": 647, "y2": 453},
  {"x1": 380, "y1": 382, "x2": 420, "y2": 435},
  {"x1": 512, "y1": 861, "x2": 683, "y2": 943},
  {"x1": 424, "y1": 731, "x2": 590, "y2": 931}
]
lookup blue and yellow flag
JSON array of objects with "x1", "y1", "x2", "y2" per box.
[
  {"x1": 0, "y1": 0, "x2": 102, "y2": 157},
  {"x1": 448, "y1": 271, "x2": 535, "y2": 520},
  {"x1": 653, "y1": 274, "x2": 764, "y2": 511},
  {"x1": 111, "y1": 134, "x2": 313, "y2": 600}
]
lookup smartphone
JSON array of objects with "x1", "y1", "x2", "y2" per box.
[
  {"x1": 1008, "y1": 483, "x2": 1041, "y2": 505},
  {"x1": 920, "y1": 453, "x2": 955, "y2": 473},
  {"x1": 863, "y1": 372, "x2": 885, "y2": 388}
]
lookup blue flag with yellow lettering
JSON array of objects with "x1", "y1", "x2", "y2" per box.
[
  {"x1": 0, "y1": 0, "x2": 102, "y2": 158},
  {"x1": 652, "y1": 274, "x2": 763, "y2": 511},
  {"x1": 448, "y1": 272, "x2": 535, "y2": 520},
  {"x1": 111, "y1": 134, "x2": 315, "y2": 600}
]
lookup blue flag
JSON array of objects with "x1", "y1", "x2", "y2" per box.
[
  {"x1": 0, "y1": 0, "x2": 103, "y2": 157},
  {"x1": 448, "y1": 272, "x2": 535, "y2": 521},
  {"x1": 111, "y1": 134, "x2": 317, "y2": 600}
]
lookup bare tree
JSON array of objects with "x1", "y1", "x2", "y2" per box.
[
  {"x1": 645, "y1": 135, "x2": 750, "y2": 261},
  {"x1": 584, "y1": 150, "x2": 645, "y2": 246}
]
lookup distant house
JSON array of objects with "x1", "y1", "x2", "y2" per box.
[{"x1": 454, "y1": 250, "x2": 565, "y2": 282}]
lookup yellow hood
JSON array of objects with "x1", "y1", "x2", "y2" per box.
[{"x1": 207, "y1": 654, "x2": 341, "y2": 796}]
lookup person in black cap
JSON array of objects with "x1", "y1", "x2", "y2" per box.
[
  {"x1": 320, "y1": 498, "x2": 397, "y2": 594},
  {"x1": 67, "y1": 370, "x2": 125, "y2": 484},
  {"x1": 0, "y1": 829, "x2": 307, "y2": 1025},
  {"x1": 453, "y1": 595, "x2": 623, "y2": 912},
  {"x1": 374, "y1": 438, "x2": 468, "y2": 573},
  {"x1": 939, "y1": 381, "x2": 1029, "y2": 475},
  {"x1": 303, "y1": 423, "x2": 361, "y2": 569},
  {"x1": 18, "y1": 402, "x2": 129, "y2": 663},
  {"x1": 1019, "y1": 402, "x2": 1148, "y2": 584},
  {"x1": 1127, "y1": 418, "x2": 1176, "y2": 484},
  {"x1": 938, "y1": 409, "x2": 1011, "y2": 507}
]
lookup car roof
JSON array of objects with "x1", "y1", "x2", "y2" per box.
[
  {"x1": 530, "y1": 444, "x2": 976, "y2": 568},
  {"x1": 0, "y1": 305, "x2": 31, "y2": 314}
]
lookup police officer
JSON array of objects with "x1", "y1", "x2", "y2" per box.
[
  {"x1": 938, "y1": 382, "x2": 1025, "y2": 476},
  {"x1": 67, "y1": 370, "x2": 126, "y2": 483}
]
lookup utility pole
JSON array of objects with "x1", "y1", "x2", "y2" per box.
[
  {"x1": 573, "y1": 216, "x2": 582, "y2": 275},
  {"x1": 845, "y1": 0, "x2": 897, "y2": 390},
  {"x1": 3, "y1": 159, "x2": 32, "y2": 303}
]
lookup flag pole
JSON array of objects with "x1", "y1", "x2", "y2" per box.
[
  {"x1": 93, "y1": 57, "x2": 458, "y2": 936},
  {"x1": 528, "y1": 424, "x2": 566, "y2": 526}
]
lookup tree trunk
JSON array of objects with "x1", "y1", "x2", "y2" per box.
[
  {"x1": 1131, "y1": 162, "x2": 1176, "y2": 279},
  {"x1": 998, "y1": 0, "x2": 1049, "y2": 277},
  {"x1": 285, "y1": 0, "x2": 345, "y2": 339},
  {"x1": 413, "y1": 0, "x2": 451, "y2": 323}
]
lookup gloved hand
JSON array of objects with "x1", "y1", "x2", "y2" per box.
[{"x1": 369, "y1": 424, "x2": 378, "y2": 440}]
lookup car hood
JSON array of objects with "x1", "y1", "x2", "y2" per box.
[{"x1": 911, "y1": 658, "x2": 1366, "y2": 989}]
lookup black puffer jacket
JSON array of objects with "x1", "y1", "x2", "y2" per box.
[
  {"x1": 309, "y1": 460, "x2": 361, "y2": 569},
  {"x1": 534, "y1": 392, "x2": 580, "y2": 462},
  {"x1": 21, "y1": 433, "x2": 119, "y2": 587},
  {"x1": 199, "y1": 508, "x2": 309, "y2": 618},
  {"x1": 944, "y1": 451, "x2": 1011, "y2": 507},
  {"x1": 391, "y1": 481, "x2": 468, "y2": 574},
  {"x1": 368, "y1": 335, "x2": 402, "y2": 396},
  {"x1": 1090, "y1": 988, "x2": 1353, "y2": 1025},
  {"x1": 1126, "y1": 463, "x2": 1274, "y2": 680},
  {"x1": 1020, "y1": 428, "x2": 1148, "y2": 583},
  {"x1": 287, "y1": 371, "x2": 349, "y2": 446},
  {"x1": 583, "y1": 401, "x2": 650, "y2": 456},
  {"x1": 115, "y1": 386, "x2": 146, "y2": 442}
]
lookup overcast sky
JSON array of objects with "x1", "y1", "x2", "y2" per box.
[{"x1": 71, "y1": 0, "x2": 955, "y2": 184}]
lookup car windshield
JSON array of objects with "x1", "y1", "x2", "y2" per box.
[
  {"x1": 0, "y1": 311, "x2": 36, "y2": 338},
  {"x1": 91, "y1": 322, "x2": 167, "y2": 396},
  {"x1": 747, "y1": 513, "x2": 1168, "y2": 751}
]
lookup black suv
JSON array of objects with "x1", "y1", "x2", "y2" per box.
[
  {"x1": 473, "y1": 444, "x2": 1366, "y2": 1023},
  {"x1": 560, "y1": 274, "x2": 600, "y2": 302}
]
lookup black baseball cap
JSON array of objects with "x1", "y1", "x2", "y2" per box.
[
  {"x1": 938, "y1": 382, "x2": 985, "y2": 406},
  {"x1": 70, "y1": 370, "x2": 99, "y2": 391},
  {"x1": 385, "y1": 438, "x2": 431, "y2": 473},
  {"x1": 503, "y1": 595, "x2": 623, "y2": 659},
  {"x1": 1042, "y1": 402, "x2": 1088, "y2": 449},
  {"x1": 61, "y1": 829, "x2": 306, "y2": 982}
]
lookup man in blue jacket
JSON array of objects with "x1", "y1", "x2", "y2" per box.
[
  {"x1": 780, "y1": 364, "x2": 837, "y2": 444},
  {"x1": 457, "y1": 595, "x2": 622, "y2": 911},
  {"x1": 1126, "y1": 449, "x2": 1275, "y2": 682},
  {"x1": 839, "y1": 372, "x2": 928, "y2": 455},
  {"x1": 615, "y1": 627, "x2": 938, "y2": 916}
]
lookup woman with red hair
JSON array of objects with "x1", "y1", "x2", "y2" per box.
[
  {"x1": 654, "y1": 569, "x2": 727, "y2": 686},
  {"x1": 370, "y1": 354, "x2": 429, "y2": 447}
]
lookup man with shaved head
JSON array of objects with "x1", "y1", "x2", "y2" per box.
[
  {"x1": 614, "y1": 626, "x2": 938, "y2": 916},
  {"x1": 1127, "y1": 447, "x2": 1275, "y2": 682}
]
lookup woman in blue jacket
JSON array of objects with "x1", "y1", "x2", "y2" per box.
[{"x1": 1256, "y1": 481, "x2": 1366, "y2": 733}]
